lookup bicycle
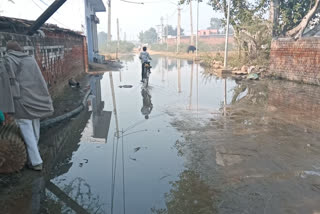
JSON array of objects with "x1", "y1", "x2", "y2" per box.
[{"x1": 142, "y1": 62, "x2": 152, "y2": 87}]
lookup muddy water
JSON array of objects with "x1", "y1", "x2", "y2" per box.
[{"x1": 2, "y1": 55, "x2": 320, "y2": 214}]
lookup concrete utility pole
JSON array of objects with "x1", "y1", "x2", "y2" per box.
[
  {"x1": 161, "y1": 16, "x2": 164, "y2": 44},
  {"x1": 116, "y1": 18, "x2": 120, "y2": 59},
  {"x1": 177, "y1": 5, "x2": 181, "y2": 53},
  {"x1": 156, "y1": 25, "x2": 162, "y2": 43},
  {"x1": 107, "y1": 0, "x2": 112, "y2": 44},
  {"x1": 189, "y1": 0, "x2": 194, "y2": 46},
  {"x1": 166, "y1": 14, "x2": 169, "y2": 50},
  {"x1": 224, "y1": 0, "x2": 231, "y2": 69},
  {"x1": 196, "y1": 0, "x2": 199, "y2": 57}
]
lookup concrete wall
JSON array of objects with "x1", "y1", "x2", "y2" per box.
[
  {"x1": 0, "y1": 31, "x2": 87, "y2": 96},
  {"x1": 84, "y1": 0, "x2": 106, "y2": 62},
  {"x1": 270, "y1": 38, "x2": 320, "y2": 85}
]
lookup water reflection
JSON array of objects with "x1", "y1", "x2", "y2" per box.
[
  {"x1": 151, "y1": 170, "x2": 218, "y2": 214},
  {"x1": 109, "y1": 71, "x2": 120, "y2": 138},
  {"x1": 188, "y1": 62, "x2": 194, "y2": 110},
  {"x1": 141, "y1": 88, "x2": 153, "y2": 120},
  {"x1": 7, "y1": 54, "x2": 320, "y2": 213},
  {"x1": 177, "y1": 59, "x2": 182, "y2": 93},
  {"x1": 44, "y1": 177, "x2": 104, "y2": 214},
  {"x1": 89, "y1": 75, "x2": 112, "y2": 140}
]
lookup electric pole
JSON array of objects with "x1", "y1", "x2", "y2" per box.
[
  {"x1": 177, "y1": 5, "x2": 181, "y2": 53},
  {"x1": 161, "y1": 16, "x2": 164, "y2": 44},
  {"x1": 189, "y1": 0, "x2": 194, "y2": 46},
  {"x1": 196, "y1": 0, "x2": 199, "y2": 57},
  {"x1": 166, "y1": 14, "x2": 169, "y2": 50},
  {"x1": 116, "y1": 18, "x2": 120, "y2": 59},
  {"x1": 224, "y1": 0, "x2": 231, "y2": 69},
  {"x1": 107, "y1": 0, "x2": 112, "y2": 43}
]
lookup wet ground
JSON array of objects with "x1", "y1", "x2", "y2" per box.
[{"x1": 1, "y1": 55, "x2": 320, "y2": 214}]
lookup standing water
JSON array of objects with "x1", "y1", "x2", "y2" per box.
[
  {"x1": 42, "y1": 55, "x2": 237, "y2": 214},
  {"x1": 2, "y1": 55, "x2": 320, "y2": 214}
]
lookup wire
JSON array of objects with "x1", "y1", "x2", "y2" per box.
[
  {"x1": 119, "y1": 0, "x2": 144, "y2": 4},
  {"x1": 39, "y1": 0, "x2": 49, "y2": 6},
  {"x1": 31, "y1": 0, "x2": 70, "y2": 29},
  {"x1": 38, "y1": 0, "x2": 62, "y2": 15}
]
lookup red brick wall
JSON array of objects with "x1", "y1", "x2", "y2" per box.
[
  {"x1": 270, "y1": 38, "x2": 320, "y2": 85},
  {"x1": 0, "y1": 31, "x2": 87, "y2": 96}
]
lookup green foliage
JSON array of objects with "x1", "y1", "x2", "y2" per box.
[
  {"x1": 150, "y1": 42, "x2": 235, "y2": 53},
  {"x1": 208, "y1": 18, "x2": 223, "y2": 30},
  {"x1": 99, "y1": 41, "x2": 135, "y2": 53},
  {"x1": 181, "y1": 0, "x2": 270, "y2": 64},
  {"x1": 164, "y1": 25, "x2": 185, "y2": 36},
  {"x1": 151, "y1": 170, "x2": 218, "y2": 214},
  {"x1": 278, "y1": 0, "x2": 315, "y2": 35},
  {"x1": 139, "y1": 28, "x2": 158, "y2": 44}
]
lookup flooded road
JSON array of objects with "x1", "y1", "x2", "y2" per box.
[{"x1": 2, "y1": 55, "x2": 320, "y2": 214}]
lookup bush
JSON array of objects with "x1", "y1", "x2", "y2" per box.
[
  {"x1": 100, "y1": 41, "x2": 135, "y2": 53},
  {"x1": 150, "y1": 42, "x2": 236, "y2": 53}
]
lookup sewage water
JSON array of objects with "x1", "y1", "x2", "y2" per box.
[{"x1": 2, "y1": 55, "x2": 320, "y2": 214}]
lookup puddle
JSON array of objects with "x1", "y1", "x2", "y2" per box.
[{"x1": 2, "y1": 55, "x2": 320, "y2": 213}]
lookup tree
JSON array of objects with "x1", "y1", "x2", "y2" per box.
[
  {"x1": 138, "y1": 31, "x2": 144, "y2": 43},
  {"x1": 271, "y1": 0, "x2": 320, "y2": 39},
  {"x1": 151, "y1": 170, "x2": 217, "y2": 214},
  {"x1": 180, "y1": 0, "x2": 270, "y2": 59},
  {"x1": 165, "y1": 25, "x2": 185, "y2": 36},
  {"x1": 139, "y1": 28, "x2": 158, "y2": 44},
  {"x1": 208, "y1": 18, "x2": 223, "y2": 30}
]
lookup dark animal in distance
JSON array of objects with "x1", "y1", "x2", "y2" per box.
[{"x1": 187, "y1": 45, "x2": 196, "y2": 53}]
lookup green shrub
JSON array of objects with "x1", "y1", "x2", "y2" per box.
[{"x1": 100, "y1": 41, "x2": 135, "y2": 53}]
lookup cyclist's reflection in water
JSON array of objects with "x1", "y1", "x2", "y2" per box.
[{"x1": 141, "y1": 88, "x2": 153, "y2": 120}]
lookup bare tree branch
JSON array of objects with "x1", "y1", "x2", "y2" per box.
[{"x1": 286, "y1": 0, "x2": 320, "y2": 40}]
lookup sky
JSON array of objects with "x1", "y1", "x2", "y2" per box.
[{"x1": 0, "y1": 0, "x2": 222, "y2": 41}]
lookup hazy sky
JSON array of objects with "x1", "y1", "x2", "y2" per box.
[{"x1": 0, "y1": 0, "x2": 222, "y2": 40}]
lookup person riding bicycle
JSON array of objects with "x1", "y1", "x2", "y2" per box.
[{"x1": 139, "y1": 46, "x2": 152, "y2": 82}]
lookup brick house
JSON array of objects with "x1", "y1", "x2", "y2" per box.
[{"x1": 198, "y1": 29, "x2": 219, "y2": 36}]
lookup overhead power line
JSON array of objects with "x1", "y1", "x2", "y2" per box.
[
  {"x1": 31, "y1": 0, "x2": 70, "y2": 29},
  {"x1": 119, "y1": 0, "x2": 144, "y2": 4}
]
